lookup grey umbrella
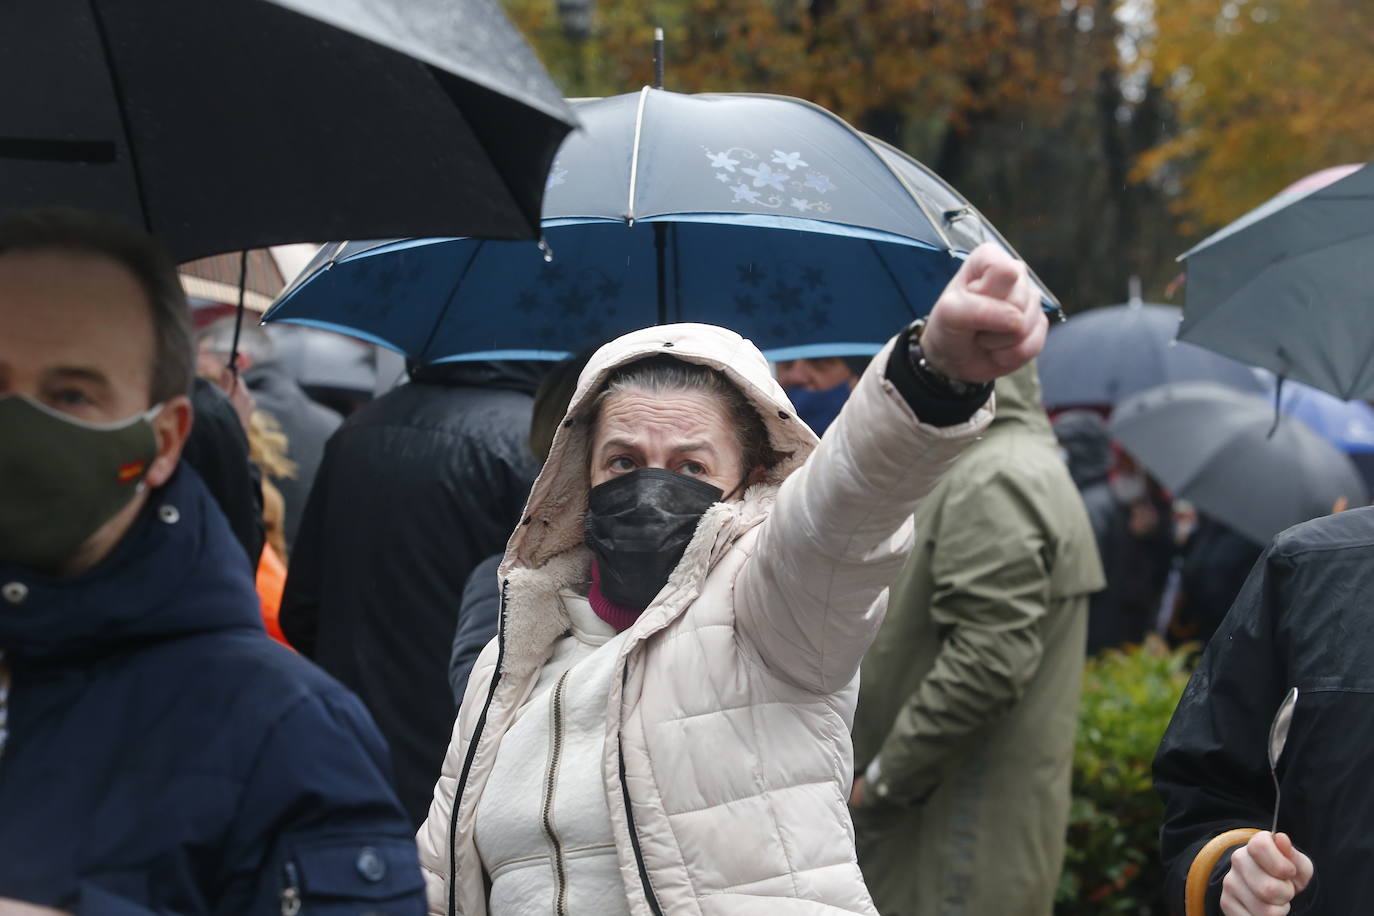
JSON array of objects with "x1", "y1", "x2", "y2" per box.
[
  {"x1": 1038, "y1": 301, "x2": 1265, "y2": 409},
  {"x1": 1110, "y1": 382, "x2": 1368, "y2": 546},
  {"x1": 1178, "y1": 163, "x2": 1374, "y2": 400}
]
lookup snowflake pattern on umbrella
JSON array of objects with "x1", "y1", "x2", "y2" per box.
[
  {"x1": 702, "y1": 147, "x2": 836, "y2": 213},
  {"x1": 732, "y1": 259, "x2": 835, "y2": 341},
  {"x1": 507, "y1": 262, "x2": 625, "y2": 349}
]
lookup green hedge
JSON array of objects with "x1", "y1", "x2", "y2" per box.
[{"x1": 1056, "y1": 637, "x2": 1195, "y2": 914}]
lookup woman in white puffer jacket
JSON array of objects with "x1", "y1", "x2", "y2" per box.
[{"x1": 417, "y1": 245, "x2": 1047, "y2": 915}]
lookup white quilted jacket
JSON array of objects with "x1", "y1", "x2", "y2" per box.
[{"x1": 417, "y1": 323, "x2": 992, "y2": 915}]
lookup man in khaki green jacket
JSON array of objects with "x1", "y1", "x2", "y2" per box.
[{"x1": 850, "y1": 360, "x2": 1104, "y2": 915}]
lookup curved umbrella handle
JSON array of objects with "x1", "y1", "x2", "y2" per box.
[{"x1": 1185, "y1": 828, "x2": 1260, "y2": 916}]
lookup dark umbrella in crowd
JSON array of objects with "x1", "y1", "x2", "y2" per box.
[
  {"x1": 0, "y1": 0, "x2": 578, "y2": 260},
  {"x1": 263, "y1": 88, "x2": 1057, "y2": 362},
  {"x1": 1179, "y1": 163, "x2": 1374, "y2": 400},
  {"x1": 1110, "y1": 382, "x2": 1367, "y2": 546},
  {"x1": 1038, "y1": 300, "x2": 1266, "y2": 409}
]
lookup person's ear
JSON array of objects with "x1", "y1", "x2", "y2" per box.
[{"x1": 144, "y1": 395, "x2": 193, "y2": 488}]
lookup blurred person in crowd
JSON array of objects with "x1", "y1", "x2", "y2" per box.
[
  {"x1": 0, "y1": 208, "x2": 421, "y2": 913},
  {"x1": 1153, "y1": 507, "x2": 1374, "y2": 914},
  {"x1": 181, "y1": 376, "x2": 263, "y2": 570},
  {"x1": 1103, "y1": 449, "x2": 1176, "y2": 645},
  {"x1": 197, "y1": 317, "x2": 341, "y2": 551},
  {"x1": 1170, "y1": 513, "x2": 1264, "y2": 648},
  {"x1": 281, "y1": 358, "x2": 543, "y2": 827},
  {"x1": 193, "y1": 351, "x2": 296, "y2": 641},
  {"x1": 1053, "y1": 409, "x2": 1162, "y2": 653},
  {"x1": 774, "y1": 354, "x2": 868, "y2": 434},
  {"x1": 850, "y1": 361, "x2": 1103, "y2": 915},
  {"x1": 417, "y1": 245, "x2": 1047, "y2": 915},
  {"x1": 450, "y1": 349, "x2": 596, "y2": 704}
]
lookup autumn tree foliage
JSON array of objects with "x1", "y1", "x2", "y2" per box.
[
  {"x1": 1137, "y1": 0, "x2": 1374, "y2": 231},
  {"x1": 505, "y1": 0, "x2": 1189, "y2": 311}
]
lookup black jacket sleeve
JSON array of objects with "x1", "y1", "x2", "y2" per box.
[
  {"x1": 1154, "y1": 546, "x2": 1285, "y2": 915},
  {"x1": 279, "y1": 435, "x2": 335, "y2": 658},
  {"x1": 449, "y1": 554, "x2": 503, "y2": 705},
  {"x1": 883, "y1": 324, "x2": 992, "y2": 427}
]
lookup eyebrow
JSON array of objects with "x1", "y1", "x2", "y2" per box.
[
  {"x1": 672, "y1": 441, "x2": 719, "y2": 457},
  {"x1": 598, "y1": 437, "x2": 719, "y2": 457},
  {"x1": 44, "y1": 366, "x2": 112, "y2": 389}
]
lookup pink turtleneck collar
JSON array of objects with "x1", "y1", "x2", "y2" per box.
[{"x1": 588, "y1": 561, "x2": 644, "y2": 632}]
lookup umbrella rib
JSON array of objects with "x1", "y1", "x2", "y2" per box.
[
  {"x1": 85, "y1": 0, "x2": 152, "y2": 232},
  {"x1": 866, "y1": 240, "x2": 921, "y2": 318},
  {"x1": 857, "y1": 133, "x2": 954, "y2": 251},
  {"x1": 626, "y1": 87, "x2": 652, "y2": 224},
  {"x1": 416, "y1": 240, "x2": 486, "y2": 362}
]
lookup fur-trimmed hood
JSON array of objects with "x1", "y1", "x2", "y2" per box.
[{"x1": 495, "y1": 323, "x2": 822, "y2": 676}]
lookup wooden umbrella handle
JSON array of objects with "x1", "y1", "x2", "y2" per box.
[{"x1": 1185, "y1": 828, "x2": 1260, "y2": 916}]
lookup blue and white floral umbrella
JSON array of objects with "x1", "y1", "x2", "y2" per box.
[{"x1": 264, "y1": 88, "x2": 1057, "y2": 362}]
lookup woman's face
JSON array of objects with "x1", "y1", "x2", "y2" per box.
[{"x1": 590, "y1": 387, "x2": 745, "y2": 495}]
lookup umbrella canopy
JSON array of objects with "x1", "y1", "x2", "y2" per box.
[
  {"x1": 1277, "y1": 380, "x2": 1374, "y2": 454},
  {"x1": 263, "y1": 88, "x2": 1056, "y2": 362},
  {"x1": 0, "y1": 0, "x2": 577, "y2": 261},
  {"x1": 1178, "y1": 162, "x2": 1374, "y2": 400},
  {"x1": 1038, "y1": 301, "x2": 1266, "y2": 409},
  {"x1": 1110, "y1": 382, "x2": 1367, "y2": 546}
]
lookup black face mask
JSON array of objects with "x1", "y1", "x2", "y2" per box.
[{"x1": 585, "y1": 468, "x2": 725, "y2": 610}]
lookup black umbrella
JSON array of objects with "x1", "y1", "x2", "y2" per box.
[
  {"x1": 0, "y1": 0, "x2": 578, "y2": 261},
  {"x1": 1038, "y1": 301, "x2": 1266, "y2": 409},
  {"x1": 1110, "y1": 382, "x2": 1368, "y2": 546}
]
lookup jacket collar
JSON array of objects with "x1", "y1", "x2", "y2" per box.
[{"x1": 0, "y1": 467, "x2": 262, "y2": 663}]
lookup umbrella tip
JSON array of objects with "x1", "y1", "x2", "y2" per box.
[
  {"x1": 653, "y1": 28, "x2": 665, "y2": 89},
  {"x1": 1128, "y1": 275, "x2": 1143, "y2": 308}
]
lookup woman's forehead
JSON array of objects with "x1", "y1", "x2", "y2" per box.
[{"x1": 594, "y1": 388, "x2": 733, "y2": 441}]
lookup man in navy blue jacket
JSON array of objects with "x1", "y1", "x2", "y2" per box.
[{"x1": 0, "y1": 208, "x2": 424, "y2": 914}]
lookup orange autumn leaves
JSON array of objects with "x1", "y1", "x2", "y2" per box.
[{"x1": 1137, "y1": 0, "x2": 1374, "y2": 230}]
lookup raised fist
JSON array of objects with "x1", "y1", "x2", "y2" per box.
[{"x1": 920, "y1": 243, "x2": 1048, "y2": 385}]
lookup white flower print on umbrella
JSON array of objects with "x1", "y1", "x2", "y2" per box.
[
  {"x1": 731, "y1": 183, "x2": 763, "y2": 204},
  {"x1": 772, "y1": 150, "x2": 809, "y2": 171},
  {"x1": 742, "y1": 162, "x2": 788, "y2": 191},
  {"x1": 705, "y1": 150, "x2": 741, "y2": 172}
]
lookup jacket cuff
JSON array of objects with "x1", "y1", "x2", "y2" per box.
[
  {"x1": 862, "y1": 753, "x2": 938, "y2": 809},
  {"x1": 884, "y1": 324, "x2": 992, "y2": 427},
  {"x1": 1203, "y1": 846, "x2": 1238, "y2": 916}
]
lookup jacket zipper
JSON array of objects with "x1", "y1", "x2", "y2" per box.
[
  {"x1": 542, "y1": 671, "x2": 572, "y2": 916},
  {"x1": 448, "y1": 579, "x2": 509, "y2": 915},
  {"x1": 619, "y1": 670, "x2": 664, "y2": 916},
  {"x1": 279, "y1": 861, "x2": 302, "y2": 916},
  {"x1": 0, "y1": 651, "x2": 10, "y2": 772}
]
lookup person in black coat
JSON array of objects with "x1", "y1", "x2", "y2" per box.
[
  {"x1": 281, "y1": 359, "x2": 543, "y2": 826},
  {"x1": 181, "y1": 376, "x2": 264, "y2": 570},
  {"x1": 0, "y1": 208, "x2": 421, "y2": 914},
  {"x1": 1153, "y1": 509, "x2": 1374, "y2": 914},
  {"x1": 198, "y1": 318, "x2": 343, "y2": 551},
  {"x1": 447, "y1": 350, "x2": 594, "y2": 705},
  {"x1": 1052, "y1": 410, "x2": 1167, "y2": 652},
  {"x1": 1173, "y1": 514, "x2": 1265, "y2": 648}
]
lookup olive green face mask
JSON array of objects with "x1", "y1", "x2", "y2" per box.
[{"x1": 0, "y1": 395, "x2": 160, "y2": 573}]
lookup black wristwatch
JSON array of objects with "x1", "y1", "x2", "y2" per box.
[{"x1": 905, "y1": 317, "x2": 988, "y2": 398}]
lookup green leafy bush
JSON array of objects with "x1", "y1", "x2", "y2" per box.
[{"x1": 1056, "y1": 637, "x2": 1195, "y2": 915}]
